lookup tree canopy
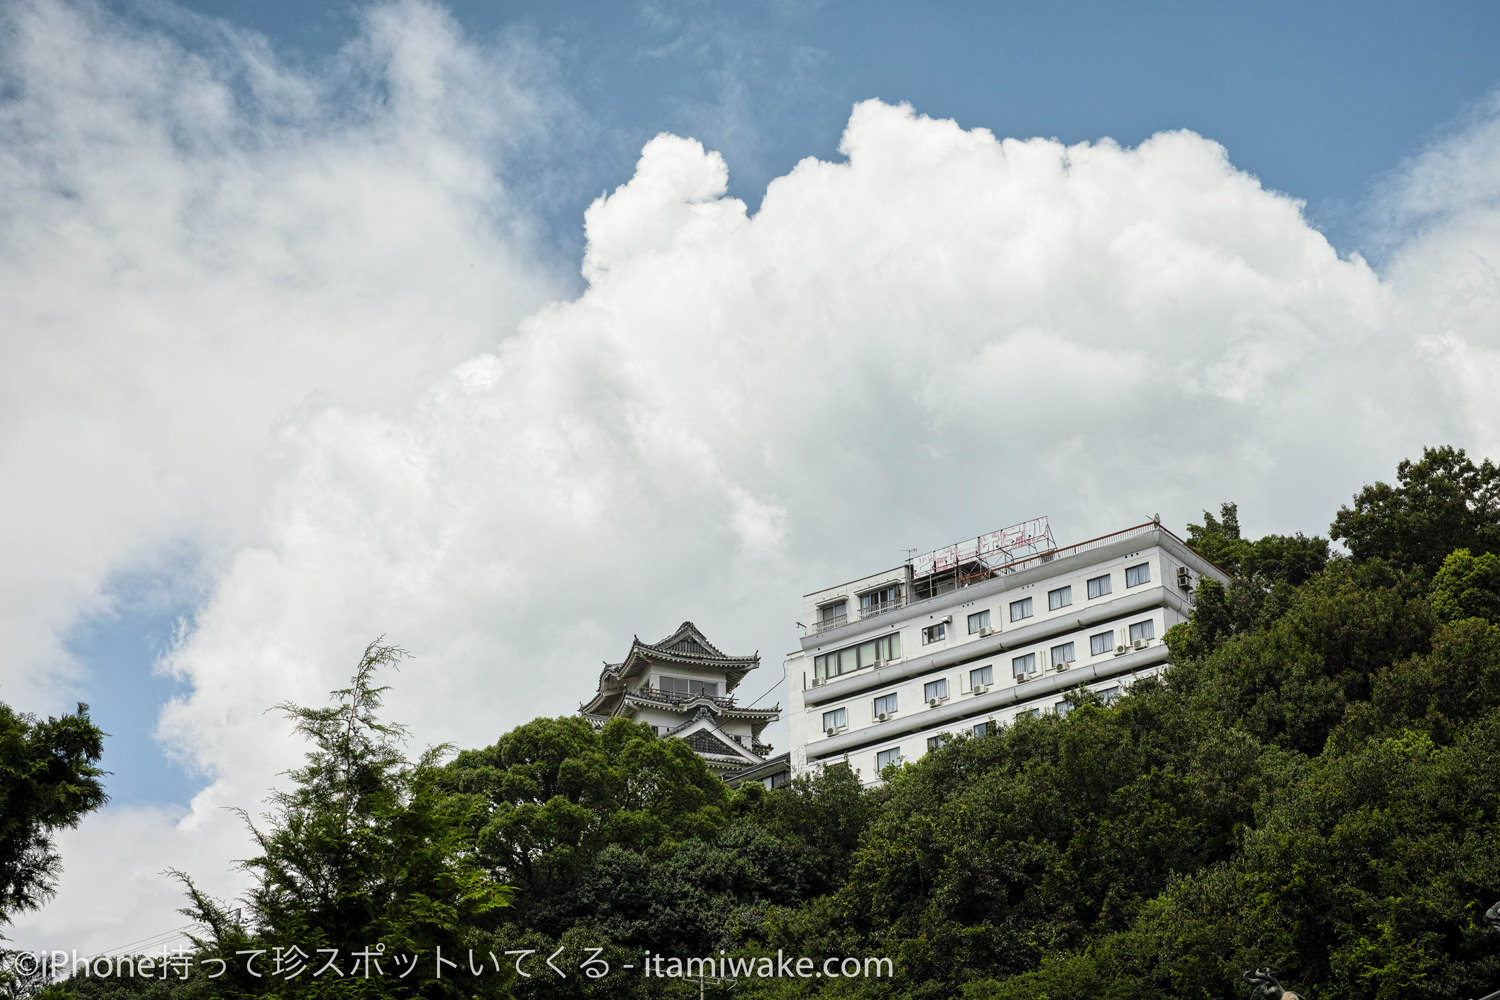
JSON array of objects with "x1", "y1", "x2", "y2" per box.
[{"x1": 0, "y1": 702, "x2": 106, "y2": 926}]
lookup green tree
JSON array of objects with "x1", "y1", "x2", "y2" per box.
[
  {"x1": 175, "y1": 639, "x2": 513, "y2": 998},
  {"x1": 1429, "y1": 548, "x2": 1500, "y2": 624},
  {"x1": 1332, "y1": 445, "x2": 1500, "y2": 575},
  {"x1": 0, "y1": 702, "x2": 106, "y2": 926},
  {"x1": 437, "y1": 715, "x2": 731, "y2": 936},
  {"x1": 1173, "y1": 503, "x2": 1330, "y2": 660}
]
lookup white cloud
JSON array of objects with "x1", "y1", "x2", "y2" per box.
[
  {"x1": 7, "y1": 0, "x2": 1500, "y2": 957},
  {"x1": 1379, "y1": 94, "x2": 1500, "y2": 457},
  {"x1": 0, "y1": 0, "x2": 561, "y2": 712}
]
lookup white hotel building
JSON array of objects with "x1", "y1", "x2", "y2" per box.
[{"x1": 786, "y1": 518, "x2": 1230, "y2": 783}]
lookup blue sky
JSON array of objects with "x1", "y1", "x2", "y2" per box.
[
  {"x1": 128, "y1": 0, "x2": 1500, "y2": 260},
  {"x1": 7, "y1": 0, "x2": 1500, "y2": 952}
]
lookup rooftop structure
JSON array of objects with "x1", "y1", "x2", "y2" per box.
[
  {"x1": 786, "y1": 518, "x2": 1230, "y2": 784},
  {"x1": 581, "y1": 621, "x2": 780, "y2": 777}
]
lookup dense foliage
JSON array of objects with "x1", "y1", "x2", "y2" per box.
[
  {"x1": 33, "y1": 446, "x2": 1500, "y2": 999},
  {"x1": 0, "y1": 702, "x2": 106, "y2": 928}
]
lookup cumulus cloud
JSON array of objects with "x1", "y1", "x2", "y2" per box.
[
  {"x1": 0, "y1": 0, "x2": 562, "y2": 712},
  {"x1": 8, "y1": 0, "x2": 1500, "y2": 957},
  {"x1": 1378, "y1": 93, "x2": 1500, "y2": 457},
  {"x1": 154, "y1": 98, "x2": 1457, "y2": 835}
]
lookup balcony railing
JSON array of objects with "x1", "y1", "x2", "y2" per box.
[
  {"x1": 811, "y1": 597, "x2": 908, "y2": 634},
  {"x1": 811, "y1": 612, "x2": 848, "y2": 634},
  {"x1": 633, "y1": 686, "x2": 738, "y2": 709},
  {"x1": 857, "y1": 598, "x2": 906, "y2": 621}
]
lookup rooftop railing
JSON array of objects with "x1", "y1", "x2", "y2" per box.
[{"x1": 803, "y1": 521, "x2": 1182, "y2": 636}]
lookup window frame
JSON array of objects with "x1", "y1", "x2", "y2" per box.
[
  {"x1": 872, "y1": 692, "x2": 899, "y2": 716},
  {"x1": 813, "y1": 632, "x2": 901, "y2": 680},
  {"x1": 1009, "y1": 597, "x2": 1034, "y2": 622},
  {"x1": 923, "y1": 678, "x2": 949, "y2": 702},
  {"x1": 858, "y1": 584, "x2": 900, "y2": 615},
  {"x1": 821, "y1": 707, "x2": 847, "y2": 731},
  {"x1": 1012, "y1": 652, "x2": 1038, "y2": 678},
  {"x1": 967, "y1": 609, "x2": 992, "y2": 634},
  {"x1": 1129, "y1": 619, "x2": 1156, "y2": 642},
  {"x1": 1090, "y1": 631, "x2": 1114, "y2": 656},
  {"x1": 1087, "y1": 574, "x2": 1112, "y2": 599},
  {"x1": 818, "y1": 599, "x2": 848, "y2": 623},
  {"x1": 921, "y1": 622, "x2": 948, "y2": 645},
  {"x1": 876, "y1": 747, "x2": 903, "y2": 771},
  {"x1": 970, "y1": 664, "x2": 993, "y2": 689},
  {"x1": 1125, "y1": 562, "x2": 1151, "y2": 588},
  {"x1": 1050, "y1": 641, "x2": 1075, "y2": 665}
]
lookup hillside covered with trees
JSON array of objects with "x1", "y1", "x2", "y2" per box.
[{"x1": 16, "y1": 446, "x2": 1500, "y2": 999}]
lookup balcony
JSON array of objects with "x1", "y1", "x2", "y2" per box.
[
  {"x1": 810, "y1": 596, "x2": 907, "y2": 634},
  {"x1": 632, "y1": 686, "x2": 739, "y2": 710}
]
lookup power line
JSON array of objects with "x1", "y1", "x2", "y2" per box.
[{"x1": 744, "y1": 659, "x2": 787, "y2": 709}]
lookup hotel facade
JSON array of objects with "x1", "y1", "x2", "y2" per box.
[{"x1": 786, "y1": 518, "x2": 1229, "y2": 783}]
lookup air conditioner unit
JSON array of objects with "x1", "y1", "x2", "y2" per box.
[
  {"x1": 811, "y1": 677, "x2": 824, "y2": 687},
  {"x1": 928, "y1": 697, "x2": 942, "y2": 708},
  {"x1": 826, "y1": 727, "x2": 837, "y2": 737},
  {"x1": 979, "y1": 626, "x2": 995, "y2": 637},
  {"x1": 877, "y1": 711, "x2": 890, "y2": 722},
  {"x1": 1133, "y1": 638, "x2": 1150, "y2": 650},
  {"x1": 1054, "y1": 660, "x2": 1070, "y2": 671},
  {"x1": 973, "y1": 684, "x2": 989, "y2": 695},
  {"x1": 1115, "y1": 644, "x2": 1128, "y2": 655},
  {"x1": 941, "y1": 615, "x2": 953, "y2": 624},
  {"x1": 1177, "y1": 567, "x2": 1192, "y2": 590}
]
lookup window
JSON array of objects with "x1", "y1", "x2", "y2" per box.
[
  {"x1": 658, "y1": 676, "x2": 719, "y2": 697},
  {"x1": 818, "y1": 599, "x2": 847, "y2": 625},
  {"x1": 1087, "y1": 574, "x2": 1112, "y2": 599},
  {"x1": 764, "y1": 771, "x2": 789, "y2": 789},
  {"x1": 859, "y1": 585, "x2": 900, "y2": 616},
  {"x1": 970, "y1": 665, "x2": 993, "y2": 688},
  {"x1": 1055, "y1": 700, "x2": 1072, "y2": 716},
  {"x1": 1099, "y1": 686, "x2": 1121, "y2": 704},
  {"x1": 873, "y1": 692, "x2": 899, "y2": 716},
  {"x1": 1048, "y1": 585, "x2": 1072, "y2": 611},
  {"x1": 1126, "y1": 562, "x2": 1151, "y2": 587},
  {"x1": 1012, "y1": 652, "x2": 1037, "y2": 679},
  {"x1": 814, "y1": 632, "x2": 901, "y2": 680},
  {"x1": 1050, "y1": 641, "x2": 1075, "y2": 665},
  {"x1": 876, "y1": 747, "x2": 902, "y2": 771},
  {"x1": 822, "y1": 708, "x2": 847, "y2": 731},
  {"x1": 1009, "y1": 597, "x2": 1033, "y2": 622},
  {"x1": 1020, "y1": 708, "x2": 1040, "y2": 719},
  {"x1": 922, "y1": 622, "x2": 948, "y2": 644},
  {"x1": 926, "y1": 734, "x2": 949, "y2": 751},
  {"x1": 923, "y1": 679, "x2": 949, "y2": 702},
  {"x1": 1090, "y1": 631, "x2": 1114, "y2": 656},
  {"x1": 967, "y1": 609, "x2": 991, "y2": 634},
  {"x1": 1129, "y1": 620, "x2": 1156, "y2": 642},
  {"x1": 973, "y1": 721, "x2": 992, "y2": 737}
]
